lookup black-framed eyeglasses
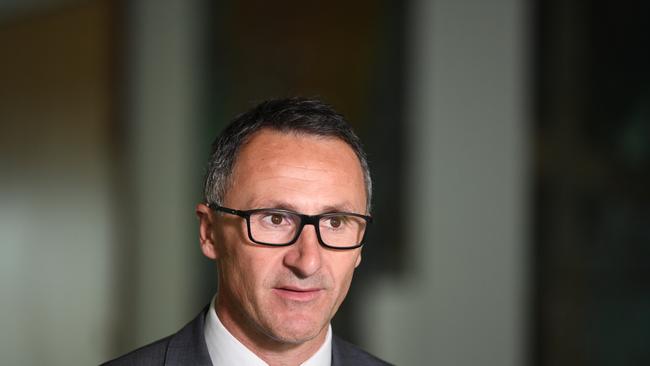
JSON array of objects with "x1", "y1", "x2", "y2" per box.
[{"x1": 208, "y1": 204, "x2": 372, "y2": 249}]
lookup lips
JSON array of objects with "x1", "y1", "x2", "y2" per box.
[{"x1": 273, "y1": 286, "x2": 323, "y2": 302}]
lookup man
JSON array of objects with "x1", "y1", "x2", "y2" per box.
[{"x1": 104, "y1": 97, "x2": 390, "y2": 365}]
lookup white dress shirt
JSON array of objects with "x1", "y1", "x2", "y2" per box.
[{"x1": 204, "y1": 296, "x2": 332, "y2": 366}]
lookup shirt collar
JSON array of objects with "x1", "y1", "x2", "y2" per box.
[{"x1": 204, "y1": 295, "x2": 332, "y2": 366}]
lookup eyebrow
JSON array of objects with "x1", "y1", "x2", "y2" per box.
[{"x1": 246, "y1": 199, "x2": 357, "y2": 214}]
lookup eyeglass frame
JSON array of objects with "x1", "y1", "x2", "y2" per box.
[{"x1": 207, "y1": 203, "x2": 372, "y2": 250}]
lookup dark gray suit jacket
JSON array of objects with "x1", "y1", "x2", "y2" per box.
[{"x1": 102, "y1": 307, "x2": 391, "y2": 366}]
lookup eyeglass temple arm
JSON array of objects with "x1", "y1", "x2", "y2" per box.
[{"x1": 207, "y1": 203, "x2": 248, "y2": 218}]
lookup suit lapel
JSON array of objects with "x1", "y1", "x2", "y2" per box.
[
  {"x1": 164, "y1": 306, "x2": 213, "y2": 366},
  {"x1": 331, "y1": 336, "x2": 342, "y2": 366}
]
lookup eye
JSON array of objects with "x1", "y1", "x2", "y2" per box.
[
  {"x1": 257, "y1": 211, "x2": 293, "y2": 227},
  {"x1": 327, "y1": 216, "x2": 343, "y2": 228},
  {"x1": 270, "y1": 214, "x2": 283, "y2": 225}
]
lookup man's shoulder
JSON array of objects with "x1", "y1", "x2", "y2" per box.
[
  {"x1": 101, "y1": 306, "x2": 212, "y2": 366},
  {"x1": 332, "y1": 336, "x2": 393, "y2": 366},
  {"x1": 100, "y1": 336, "x2": 172, "y2": 366}
]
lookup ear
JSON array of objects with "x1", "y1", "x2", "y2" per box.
[
  {"x1": 355, "y1": 251, "x2": 362, "y2": 268},
  {"x1": 196, "y1": 203, "x2": 219, "y2": 260}
]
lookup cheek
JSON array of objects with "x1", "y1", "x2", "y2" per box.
[
  {"x1": 331, "y1": 252, "x2": 361, "y2": 297},
  {"x1": 217, "y1": 225, "x2": 259, "y2": 286},
  {"x1": 219, "y1": 245, "x2": 277, "y2": 300}
]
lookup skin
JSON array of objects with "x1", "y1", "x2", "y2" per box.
[{"x1": 196, "y1": 129, "x2": 367, "y2": 365}]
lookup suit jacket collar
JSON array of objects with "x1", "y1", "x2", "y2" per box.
[{"x1": 162, "y1": 306, "x2": 356, "y2": 366}]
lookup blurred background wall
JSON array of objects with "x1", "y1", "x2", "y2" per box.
[
  {"x1": 1, "y1": 0, "x2": 648, "y2": 365},
  {"x1": 1, "y1": 2, "x2": 115, "y2": 364}
]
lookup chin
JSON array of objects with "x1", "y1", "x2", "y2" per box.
[{"x1": 264, "y1": 318, "x2": 326, "y2": 345}]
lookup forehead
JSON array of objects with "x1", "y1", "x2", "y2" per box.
[{"x1": 226, "y1": 129, "x2": 366, "y2": 212}]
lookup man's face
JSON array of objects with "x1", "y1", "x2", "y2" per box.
[{"x1": 204, "y1": 129, "x2": 366, "y2": 346}]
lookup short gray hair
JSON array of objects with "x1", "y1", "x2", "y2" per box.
[{"x1": 202, "y1": 97, "x2": 372, "y2": 212}]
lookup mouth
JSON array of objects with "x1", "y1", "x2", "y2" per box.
[{"x1": 273, "y1": 286, "x2": 323, "y2": 302}]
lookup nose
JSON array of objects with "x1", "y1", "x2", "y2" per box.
[{"x1": 282, "y1": 224, "x2": 323, "y2": 278}]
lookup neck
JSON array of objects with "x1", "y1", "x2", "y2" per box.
[{"x1": 215, "y1": 300, "x2": 329, "y2": 366}]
